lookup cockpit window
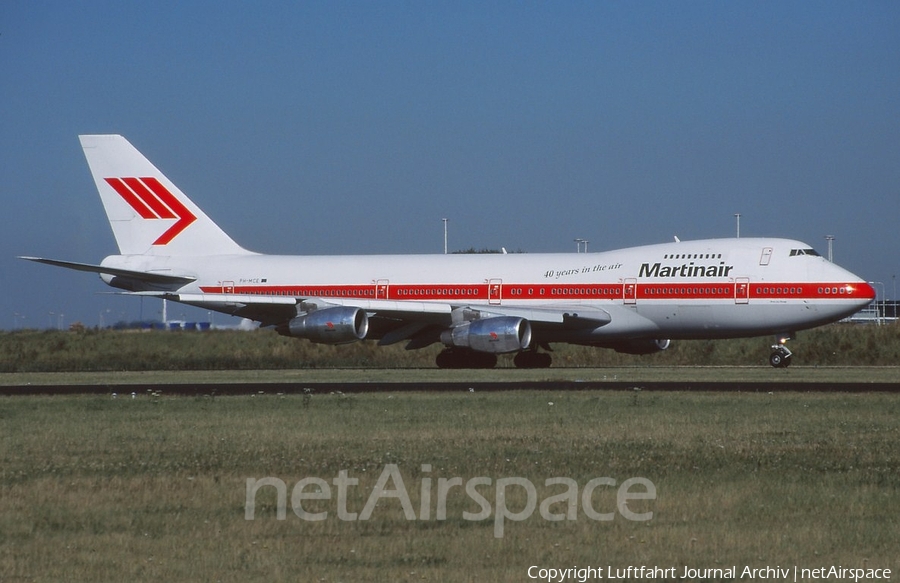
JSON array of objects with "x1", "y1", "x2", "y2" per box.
[{"x1": 789, "y1": 249, "x2": 821, "y2": 257}]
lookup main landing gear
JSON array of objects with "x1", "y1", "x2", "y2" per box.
[
  {"x1": 769, "y1": 337, "x2": 793, "y2": 368},
  {"x1": 513, "y1": 349, "x2": 553, "y2": 369},
  {"x1": 435, "y1": 348, "x2": 497, "y2": 369},
  {"x1": 435, "y1": 348, "x2": 553, "y2": 369}
]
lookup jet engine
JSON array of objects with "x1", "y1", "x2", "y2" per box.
[
  {"x1": 611, "y1": 338, "x2": 672, "y2": 355},
  {"x1": 441, "y1": 316, "x2": 532, "y2": 354},
  {"x1": 283, "y1": 307, "x2": 369, "y2": 344}
]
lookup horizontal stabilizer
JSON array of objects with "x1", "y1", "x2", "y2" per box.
[
  {"x1": 158, "y1": 292, "x2": 298, "y2": 306},
  {"x1": 130, "y1": 291, "x2": 298, "y2": 327},
  {"x1": 19, "y1": 256, "x2": 196, "y2": 285}
]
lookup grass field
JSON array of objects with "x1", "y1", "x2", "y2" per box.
[
  {"x1": 2, "y1": 364, "x2": 900, "y2": 388},
  {"x1": 1, "y1": 390, "x2": 898, "y2": 582},
  {"x1": 1, "y1": 322, "x2": 899, "y2": 373}
]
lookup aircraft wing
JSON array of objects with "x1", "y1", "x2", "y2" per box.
[
  {"x1": 132, "y1": 291, "x2": 299, "y2": 327},
  {"x1": 132, "y1": 291, "x2": 611, "y2": 343},
  {"x1": 312, "y1": 297, "x2": 609, "y2": 326},
  {"x1": 308, "y1": 297, "x2": 611, "y2": 347},
  {"x1": 457, "y1": 304, "x2": 611, "y2": 328}
]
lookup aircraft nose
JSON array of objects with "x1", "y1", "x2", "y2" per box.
[
  {"x1": 861, "y1": 282, "x2": 877, "y2": 301},
  {"x1": 853, "y1": 281, "x2": 877, "y2": 308}
]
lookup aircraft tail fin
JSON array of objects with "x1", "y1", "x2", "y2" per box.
[{"x1": 79, "y1": 134, "x2": 251, "y2": 256}]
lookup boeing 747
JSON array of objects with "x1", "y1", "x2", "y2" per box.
[{"x1": 21, "y1": 135, "x2": 876, "y2": 368}]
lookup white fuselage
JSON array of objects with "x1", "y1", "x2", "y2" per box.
[{"x1": 101, "y1": 237, "x2": 875, "y2": 345}]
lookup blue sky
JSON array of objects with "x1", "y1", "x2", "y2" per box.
[{"x1": 2, "y1": 1, "x2": 898, "y2": 329}]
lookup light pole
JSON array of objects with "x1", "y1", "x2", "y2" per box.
[
  {"x1": 442, "y1": 218, "x2": 448, "y2": 255},
  {"x1": 734, "y1": 213, "x2": 741, "y2": 238},
  {"x1": 893, "y1": 275, "x2": 897, "y2": 319},
  {"x1": 869, "y1": 281, "x2": 885, "y2": 325},
  {"x1": 825, "y1": 235, "x2": 835, "y2": 262}
]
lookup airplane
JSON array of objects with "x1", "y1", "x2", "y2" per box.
[{"x1": 21, "y1": 135, "x2": 876, "y2": 368}]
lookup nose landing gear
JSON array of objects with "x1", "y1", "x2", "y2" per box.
[{"x1": 769, "y1": 341, "x2": 793, "y2": 368}]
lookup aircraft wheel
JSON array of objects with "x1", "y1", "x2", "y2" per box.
[
  {"x1": 769, "y1": 347, "x2": 792, "y2": 368},
  {"x1": 514, "y1": 351, "x2": 552, "y2": 369},
  {"x1": 475, "y1": 353, "x2": 498, "y2": 369},
  {"x1": 769, "y1": 351, "x2": 784, "y2": 368},
  {"x1": 436, "y1": 349, "x2": 458, "y2": 369},
  {"x1": 436, "y1": 349, "x2": 497, "y2": 369}
]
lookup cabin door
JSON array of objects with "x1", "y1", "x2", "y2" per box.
[
  {"x1": 375, "y1": 279, "x2": 389, "y2": 299},
  {"x1": 222, "y1": 281, "x2": 235, "y2": 306},
  {"x1": 735, "y1": 277, "x2": 750, "y2": 304},
  {"x1": 488, "y1": 279, "x2": 502, "y2": 305},
  {"x1": 624, "y1": 278, "x2": 637, "y2": 305}
]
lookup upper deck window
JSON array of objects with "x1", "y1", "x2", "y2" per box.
[
  {"x1": 663, "y1": 253, "x2": 723, "y2": 260},
  {"x1": 789, "y1": 249, "x2": 821, "y2": 257}
]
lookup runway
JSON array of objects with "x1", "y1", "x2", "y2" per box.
[{"x1": 3, "y1": 380, "x2": 899, "y2": 395}]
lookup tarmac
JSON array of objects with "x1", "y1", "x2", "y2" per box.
[{"x1": 3, "y1": 380, "x2": 899, "y2": 395}]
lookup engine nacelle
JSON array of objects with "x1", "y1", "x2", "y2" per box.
[
  {"x1": 284, "y1": 307, "x2": 369, "y2": 344},
  {"x1": 441, "y1": 316, "x2": 532, "y2": 354},
  {"x1": 611, "y1": 338, "x2": 671, "y2": 355}
]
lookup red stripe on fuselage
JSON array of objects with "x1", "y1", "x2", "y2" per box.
[{"x1": 197, "y1": 282, "x2": 874, "y2": 302}]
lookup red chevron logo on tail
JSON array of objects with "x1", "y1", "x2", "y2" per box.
[{"x1": 104, "y1": 177, "x2": 197, "y2": 245}]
